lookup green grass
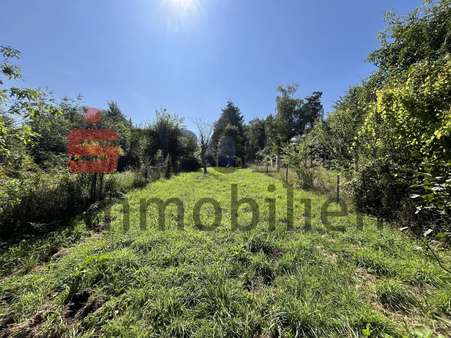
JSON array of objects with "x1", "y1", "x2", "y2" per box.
[{"x1": 0, "y1": 169, "x2": 450, "y2": 337}]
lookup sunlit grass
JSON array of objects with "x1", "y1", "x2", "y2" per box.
[{"x1": 0, "y1": 169, "x2": 449, "y2": 336}]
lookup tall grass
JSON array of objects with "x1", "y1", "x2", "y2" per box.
[{"x1": 0, "y1": 170, "x2": 153, "y2": 241}]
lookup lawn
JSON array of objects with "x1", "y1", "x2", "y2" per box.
[{"x1": 0, "y1": 169, "x2": 449, "y2": 337}]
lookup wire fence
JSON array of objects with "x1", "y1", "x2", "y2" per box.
[{"x1": 252, "y1": 162, "x2": 347, "y2": 205}]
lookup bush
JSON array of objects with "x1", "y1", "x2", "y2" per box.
[
  {"x1": 0, "y1": 170, "x2": 150, "y2": 241},
  {"x1": 0, "y1": 171, "x2": 90, "y2": 239}
]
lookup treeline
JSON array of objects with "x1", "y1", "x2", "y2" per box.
[{"x1": 207, "y1": 88, "x2": 323, "y2": 167}]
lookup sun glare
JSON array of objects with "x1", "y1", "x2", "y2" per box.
[
  {"x1": 163, "y1": 0, "x2": 201, "y2": 31},
  {"x1": 169, "y1": 0, "x2": 194, "y2": 10},
  {"x1": 166, "y1": 0, "x2": 198, "y2": 13}
]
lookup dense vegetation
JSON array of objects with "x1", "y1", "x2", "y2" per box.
[{"x1": 296, "y1": 0, "x2": 451, "y2": 240}]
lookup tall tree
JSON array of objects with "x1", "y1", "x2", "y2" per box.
[
  {"x1": 211, "y1": 101, "x2": 247, "y2": 166},
  {"x1": 246, "y1": 118, "x2": 267, "y2": 163},
  {"x1": 103, "y1": 101, "x2": 133, "y2": 171}
]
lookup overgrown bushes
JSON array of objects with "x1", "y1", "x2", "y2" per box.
[
  {"x1": 283, "y1": 0, "x2": 450, "y2": 241},
  {"x1": 0, "y1": 170, "x2": 156, "y2": 241}
]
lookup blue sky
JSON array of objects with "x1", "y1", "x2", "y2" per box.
[{"x1": 1, "y1": 0, "x2": 421, "y2": 130}]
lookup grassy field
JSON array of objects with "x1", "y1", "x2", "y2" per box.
[{"x1": 0, "y1": 169, "x2": 450, "y2": 337}]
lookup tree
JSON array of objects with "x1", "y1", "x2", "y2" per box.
[
  {"x1": 273, "y1": 85, "x2": 323, "y2": 156},
  {"x1": 0, "y1": 46, "x2": 61, "y2": 177},
  {"x1": 246, "y1": 118, "x2": 267, "y2": 163},
  {"x1": 367, "y1": 0, "x2": 450, "y2": 75},
  {"x1": 195, "y1": 119, "x2": 212, "y2": 174},
  {"x1": 103, "y1": 101, "x2": 133, "y2": 171},
  {"x1": 211, "y1": 101, "x2": 247, "y2": 166},
  {"x1": 146, "y1": 109, "x2": 199, "y2": 173},
  {"x1": 217, "y1": 125, "x2": 240, "y2": 167},
  {"x1": 298, "y1": 0, "x2": 451, "y2": 237},
  {"x1": 275, "y1": 84, "x2": 303, "y2": 145}
]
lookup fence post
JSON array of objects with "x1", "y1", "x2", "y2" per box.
[
  {"x1": 285, "y1": 164, "x2": 289, "y2": 183},
  {"x1": 336, "y1": 174, "x2": 340, "y2": 203}
]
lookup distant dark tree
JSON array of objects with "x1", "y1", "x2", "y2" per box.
[
  {"x1": 217, "y1": 125, "x2": 240, "y2": 167},
  {"x1": 211, "y1": 101, "x2": 247, "y2": 166},
  {"x1": 263, "y1": 85, "x2": 323, "y2": 160},
  {"x1": 263, "y1": 114, "x2": 278, "y2": 155},
  {"x1": 178, "y1": 128, "x2": 200, "y2": 172},
  {"x1": 124, "y1": 128, "x2": 147, "y2": 170},
  {"x1": 146, "y1": 110, "x2": 182, "y2": 168},
  {"x1": 275, "y1": 85, "x2": 323, "y2": 143},
  {"x1": 302, "y1": 91, "x2": 323, "y2": 126}
]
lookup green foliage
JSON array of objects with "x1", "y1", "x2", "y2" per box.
[
  {"x1": 283, "y1": 140, "x2": 317, "y2": 189},
  {"x1": 146, "y1": 109, "x2": 199, "y2": 172},
  {"x1": 367, "y1": 0, "x2": 451, "y2": 74},
  {"x1": 245, "y1": 118, "x2": 267, "y2": 162},
  {"x1": 0, "y1": 170, "x2": 148, "y2": 240},
  {"x1": 353, "y1": 55, "x2": 450, "y2": 232},
  {"x1": 0, "y1": 46, "x2": 62, "y2": 171},
  {"x1": 294, "y1": 0, "x2": 451, "y2": 237},
  {"x1": 266, "y1": 85, "x2": 323, "y2": 156}
]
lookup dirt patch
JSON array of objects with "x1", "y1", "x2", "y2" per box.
[
  {"x1": 354, "y1": 267, "x2": 377, "y2": 294},
  {"x1": 244, "y1": 265, "x2": 276, "y2": 291},
  {"x1": 0, "y1": 312, "x2": 44, "y2": 338},
  {"x1": 247, "y1": 238, "x2": 283, "y2": 259},
  {"x1": 51, "y1": 248, "x2": 69, "y2": 260},
  {"x1": 64, "y1": 289, "x2": 105, "y2": 323}
]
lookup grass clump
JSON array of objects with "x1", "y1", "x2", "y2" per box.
[{"x1": 374, "y1": 280, "x2": 418, "y2": 312}]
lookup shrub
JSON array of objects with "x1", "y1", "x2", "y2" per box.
[{"x1": 0, "y1": 170, "x2": 149, "y2": 241}]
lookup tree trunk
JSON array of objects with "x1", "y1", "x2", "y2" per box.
[{"x1": 90, "y1": 173, "x2": 98, "y2": 203}]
